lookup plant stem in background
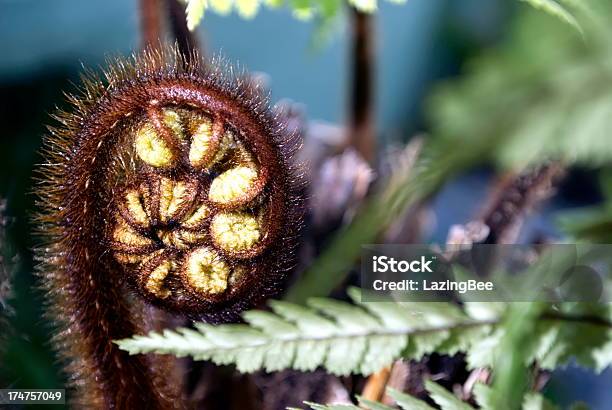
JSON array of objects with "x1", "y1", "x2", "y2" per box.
[
  {"x1": 480, "y1": 162, "x2": 565, "y2": 244},
  {"x1": 166, "y1": 0, "x2": 201, "y2": 57},
  {"x1": 361, "y1": 366, "x2": 392, "y2": 402},
  {"x1": 348, "y1": 7, "x2": 376, "y2": 164},
  {"x1": 139, "y1": 0, "x2": 200, "y2": 57},
  {"x1": 140, "y1": 0, "x2": 164, "y2": 49}
]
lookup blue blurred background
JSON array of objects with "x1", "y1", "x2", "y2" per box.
[{"x1": 0, "y1": 0, "x2": 506, "y2": 131}]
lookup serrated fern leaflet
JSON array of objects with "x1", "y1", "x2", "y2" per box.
[{"x1": 116, "y1": 289, "x2": 612, "y2": 376}]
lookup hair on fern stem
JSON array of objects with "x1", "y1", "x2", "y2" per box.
[{"x1": 35, "y1": 46, "x2": 303, "y2": 407}]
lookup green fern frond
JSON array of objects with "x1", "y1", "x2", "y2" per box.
[
  {"x1": 520, "y1": 0, "x2": 584, "y2": 35},
  {"x1": 303, "y1": 403, "x2": 362, "y2": 410},
  {"x1": 116, "y1": 290, "x2": 612, "y2": 376},
  {"x1": 116, "y1": 290, "x2": 492, "y2": 375},
  {"x1": 472, "y1": 383, "x2": 496, "y2": 410},
  {"x1": 306, "y1": 383, "x2": 563, "y2": 410},
  {"x1": 186, "y1": 0, "x2": 207, "y2": 30},
  {"x1": 304, "y1": 382, "x2": 475, "y2": 410},
  {"x1": 425, "y1": 380, "x2": 475, "y2": 410},
  {"x1": 385, "y1": 387, "x2": 436, "y2": 410},
  {"x1": 356, "y1": 396, "x2": 395, "y2": 410},
  {"x1": 427, "y1": 0, "x2": 612, "y2": 170},
  {"x1": 302, "y1": 384, "x2": 435, "y2": 410},
  {"x1": 522, "y1": 393, "x2": 559, "y2": 410}
]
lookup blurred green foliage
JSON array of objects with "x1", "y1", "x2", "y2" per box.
[
  {"x1": 429, "y1": 0, "x2": 612, "y2": 168},
  {"x1": 184, "y1": 0, "x2": 407, "y2": 29},
  {"x1": 557, "y1": 170, "x2": 612, "y2": 242},
  {"x1": 288, "y1": 0, "x2": 612, "y2": 302},
  {"x1": 184, "y1": 0, "x2": 586, "y2": 34},
  {"x1": 281, "y1": 5, "x2": 612, "y2": 407}
]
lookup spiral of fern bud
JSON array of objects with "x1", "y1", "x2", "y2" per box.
[{"x1": 35, "y1": 47, "x2": 302, "y2": 408}]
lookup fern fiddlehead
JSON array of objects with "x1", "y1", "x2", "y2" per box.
[{"x1": 35, "y1": 47, "x2": 302, "y2": 407}]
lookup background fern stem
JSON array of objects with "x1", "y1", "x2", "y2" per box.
[
  {"x1": 361, "y1": 365, "x2": 392, "y2": 401},
  {"x1": 348, "y1": 7, "x2": 376, "y2": 164},
  {"x1": 479, "y1": 161, "x2": 565, "y2": 244},
  {"x1": 166, "y1": 0, "x2": 201, "y2": 58},
  {"x1": 139, "y1": 0, "x2": 164, "y2": 50}
]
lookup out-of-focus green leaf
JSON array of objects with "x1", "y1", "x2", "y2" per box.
[
  {"x1": 490, "y1": 302, "x2": 546, "y2": 410},
  {"x1": 186, "y1": 0, "x2": 207, "y2": 30},
  {"x1": 522, "y1": 392, "x2": 559, "y2": 410},
  {"x1": 386, "y1": 387, "x2": 436, "y2": 410},
  {"x1": 429, "y1": 1, "x2": 612, "y2": 170},
  {"x1": 425, "y1": 380, "x2": 475, "y2": 410},
  {"x1": 520, "y1": 0, "x2": 583, "y2": 34},
  {"x1": 235, "y1": 0, "x2": 260, "y2": 18},
  {"x1": 347, "y1": 0, "x2": 377, "y2": 13},
  {"x1": 285, "y1": 2, "x2": 608, "y2": 303},
  {"x1": 184, "y1": 0, "x2": 406, "y2": 29},
  {"x1": 209, "y1": 0, "x2": 233, "y2": 15},
  {"x1": 356, "y1": 396, "x2": 395, "y2": 410},
  {"x1": 472, "y1": 383, "x2": 495, "y2": 409}
]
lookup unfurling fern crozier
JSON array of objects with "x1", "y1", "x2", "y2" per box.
[
  {"x1": 35, "y1": 48, "x2": 302, "y2": 408},
  {"x1": 109, "y1": 96, "x2": 296, "y2": 314}
]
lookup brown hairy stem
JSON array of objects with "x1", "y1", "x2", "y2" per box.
[
  {"x1": 348, "y1": 7, "x2": 376, "y2": 164},
  {"x1": 447, "y1": 162, "x2": 566, "y2": 246},
  {"x1": 140, "y1": 303, "x2": 188, "y2": 401},
  {"x1": 479, "y1": 162, "x2": 565, "y2": 244}
]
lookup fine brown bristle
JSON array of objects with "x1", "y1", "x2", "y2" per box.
[{"x1": 34, "y1": 45, "x2": 304, "y2": 408}]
